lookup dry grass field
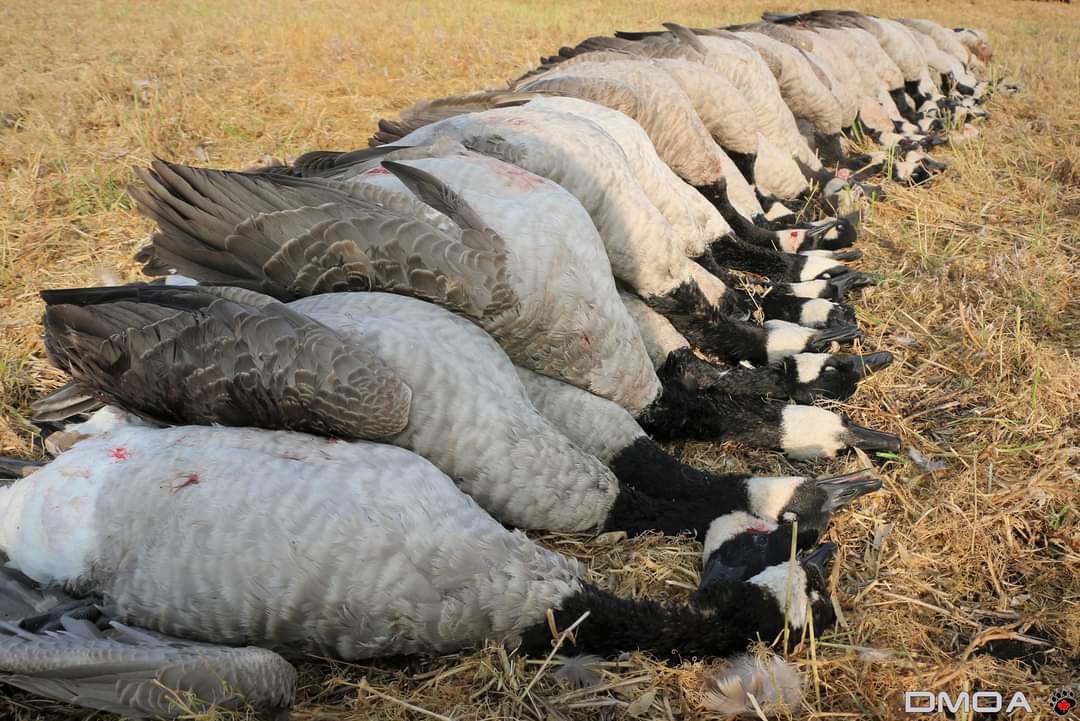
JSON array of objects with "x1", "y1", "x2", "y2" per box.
[{"x1": 1, "y1": 0, "x2": 1078, "y2": 719}]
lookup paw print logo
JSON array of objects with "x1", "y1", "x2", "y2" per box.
[{"x1": 1051, "y1": 687, "x2": 1077, "y2": 717}]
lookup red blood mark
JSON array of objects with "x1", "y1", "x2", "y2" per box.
[
  {"x1": 492, "y1": 163, "x2": 548, "y2": 192},
  {"x1": 786, "y1": 229, "x2": 802, "y2": 252},
  {"x1": 496, "y1": 116, "x2": 530, "y2": 128},
  {"x1": 836, "y1": 168, "x2": 852, "y2": 181},
  {"x1": 581, "y1": 333, "x2": 591, "y2": 347},
  {"x1": 162, "y1": 473, "x2": 201, "y2": 493},
  {"x1": 108, "y1": 446, "x2": 128, "y2": 462},
  {"x1": 361, "y1": 166, "x2": 392, "y2": 176},
  {"x1": 746, "y1": 521, "x2": 773, "y2": 534},
  {"x1": 177, "y1": 473, "x2": 200, "y2": 490}
]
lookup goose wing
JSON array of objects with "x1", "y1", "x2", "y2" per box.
[
  {"x1": 371, "y1": 89, "x2": 547, "y2": 146},
  {"x1": 0, "y1": 566, "x2": 295, "y2": 719},
  {"x1": 134, "y1": 159, "x2": 514, "y2": 320},
  {"x1": 41, "y1": 285, "x2": 412, "y2": 440}
]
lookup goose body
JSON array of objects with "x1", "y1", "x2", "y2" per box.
[
  {"x1": 128, "y1": 161, "x2": 886, "y2": 454},
  {"x1": 373, "y1": 107, "x2": 856, "y2": 358},
  {"x1": 730, "y1": 28, "x2": 845, "y2": 140},
  {"x1": 614, "y1": 29, "x2": 824, "y2": 172},
  {"x1": 134, "y1": 156, "x2": 660, "y2": 414},
  {"x1": 43, "y1": 286, "x2": 897, "y2": 541},
  {"x1": 516, "y1": 56, "x2": 773, "y2": 218},
  {"x1": 338, "y1": 149, "x2": 662, "y2": 412},
  {"x1": 0, "y1": 424, "x2": 838, "y2": 673},
  {"x1": 0, "y1": 427, "x2": 584, "y2": 656},
  {"x1": 292, "y1": 291, "x2": 619, "y2": 531},
  {"x1": 521, "y1": 94, "x2": 731, "y2": 256},
  {"x1": 521, "y1": 46, "x2": 815, "y2": 206}
]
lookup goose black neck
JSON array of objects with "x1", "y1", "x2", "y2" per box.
[
  {"x1": 849, "y1": 117, "x2": 883, "y2": 146},
  {"x1": 657, "y1": 347, "x2": 797, "y2": 401},
  {"x1": 608, "y1": 435, "x2": 752, "y2": 510},
  {"x1": 889, "y1": 87, "x2": 920, "y2": 123},
  {"x1": 707, "y1": 235, "x2": 801, "y2": 282},
  {"x1": 519, "y1": 582, "x2": 785, "y2": 661},
  {"x1": 726, "y1": 151, "x2": 757, "y2": 184},
  {"x1": 656, "y1": 346, "x2": 734, "y2": 392},
  {"x1": 814, "y1": 132, "x2": 847, "y2": 167},
  {"x1": 694, "y1": 184, "x2": 778, "y2": 249},
  {"x1": 603, "y1": 480, "x2": 722, "y2": 538},
  {"x1": 646, "y1": 281, "x2": 769, "y2": 363},
  {"x1": 636, "y1": 376, "x2": 785, "y2": 445},
  {"x1": 904, "y1": 80, "x2": 934, "y2": 111}
]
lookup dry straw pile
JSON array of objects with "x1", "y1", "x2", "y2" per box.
[{"x1": 1, "y1": 0, "x2": 1077, "y2": 718}]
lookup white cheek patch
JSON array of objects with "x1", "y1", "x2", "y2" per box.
[
  {"x1": 894, "y1": 159, "x2": 919, "y2": 181},
  {"x1": 793, "y1": 353, "x2": 829, "y2": 384},
  {"x1": 749, "y1": 563, "x2": 808, "y2": 630},
  {"x1": 702, "y1": 512, "x2": 777, "y2": 562},
  {"x1": 798, "y1": 299, "x2": 834, "y2": 328},
  {"x1": 745, "y1": 476, "x2": 804, "y2": 521},
  {"x1": 798, "y1": 256, "x2": 843, "y2": 282},
  {"x1": 763, "y1": 320, "x2": 815, "y2": 362},
  {"x1": 786, "y1": 280, "x2": 828, "y2": 299},
  {"x1": 780, "y1": 405, "x2": 846, "y2": 460},
  {"x1": 764, "y1": 201, "x2": 795, "y2": 222}
]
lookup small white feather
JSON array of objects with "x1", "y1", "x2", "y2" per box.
[
  {"x1": 552, "y1": 654, "x2": 602, "y2": 688},
  {"x1": 702, "y1": 653, "x2": 804, "y2": 717}
]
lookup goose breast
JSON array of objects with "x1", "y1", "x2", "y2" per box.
[
  {"x1": 0, "y1": 426, "x2": 583, "y2": 658},
  {"x1": 290, "y1": 292, "x2": 619, "y2": 532}
]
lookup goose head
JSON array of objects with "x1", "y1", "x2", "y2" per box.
[
  {"x1": 779, "y1": 271, "x2": 877, "y2": 301},
  {"x1": 695, "y1": 541, "x2": 838, "y2": 633},
  {"x1": 763, "y1": 319, "x2": 861, "y2": 362},
  {"x1": 699, "y1": 512, "x2": 795, "y2": 586},
  {"x1": 793, "y1": 252, "x2": 858, "y2": 283},
  {"x1": 771, "y1": 217, "x2": 859, "y2": 254},
  {"x1": 743, "y1": 469, "x2": 882, "y2": 531},
  {"x1": 778, "y1": 405, "x2": 901, "y2": 459},
  {"x1": 781, "y1": 350, "x2": 895, "y2": 402},
  {"x1": 699, "y1": 468, "x2": 882, "y2": 586}
]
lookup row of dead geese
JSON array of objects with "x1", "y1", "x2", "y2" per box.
[{"x1": 0, "y1": 10, "x2": 999, "y2": 719}]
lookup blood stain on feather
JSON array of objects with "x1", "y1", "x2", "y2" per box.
[{"x1": 162, "y1": 473, "x2": 201, "y2": 493}]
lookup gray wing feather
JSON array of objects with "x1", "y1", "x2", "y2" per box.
[
  {"x1": 0, "y1": 561, "x2": 296, "y2": 718},
  {"x1": 1, "y1": 626, "x2": 296, "y2": 718},
  {"x1": 370, "y1": 90, "x2": 550, "y2": 146},
  {"x1": 28, "y1": 381, "x2": 102, "y2": 424},
  {"x1": 134, "y1": 160, "x2": 518, "y2": 320},
  {"x1": 41, "y1": 285, "x2": 413, "y2": 440}
]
